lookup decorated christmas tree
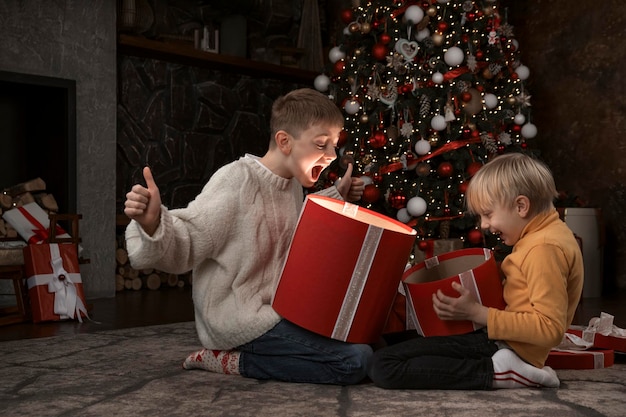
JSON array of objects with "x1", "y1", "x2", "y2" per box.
[{"x1": 312, "y1": 0, "x2": 536, "y2": 248}]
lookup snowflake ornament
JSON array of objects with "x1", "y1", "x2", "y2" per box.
[
  {"x1": 516, "y1": 92, "x2": 532, "y2": 107},
  {"x1": 467, "y1": 54, "x2": 478, "y2": 72},
  {"x1": 498, "y1": 131, "x2": 512, "y2": 145},
  {"x1": 400, "y1": 122, "x2": 414, "y2": 138}
]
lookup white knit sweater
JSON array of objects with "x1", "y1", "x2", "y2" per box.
[{"x1": 125, "y1": 155, "x2": 342, "y2": 349}]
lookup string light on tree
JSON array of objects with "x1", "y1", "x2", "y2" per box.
[{"x1": 314, "y1": 0, "x2": 538, "y2": 243}]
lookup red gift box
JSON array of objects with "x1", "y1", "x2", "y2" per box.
[
  {"x1": 545, "y1": 349, "x2": 614, "y2": 369},
  {"x1": 23, "y1": 243, "x2": 88, "y2": 323},
  {"x1": 402, "y1": 248, "x2": 506, "y2": 337},
  {"x1": 272, "y1": 195, "x2": 417, "y2": 343}
]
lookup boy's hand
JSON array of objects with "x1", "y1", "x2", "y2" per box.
[
  {"x1": 432, "y1": 281, "x2": 488, "y2": 326},
  {"x1": 124, "y1": 166, "x2": 162, "y2": 236},
  {"x1": 336, "y1": 163, "x2": 365, "y2": 202}
]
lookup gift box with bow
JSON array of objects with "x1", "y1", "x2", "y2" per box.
[
  {"x1": 22, "y1": 243, "x2": 88, "y2": 323},
  {"x1": 546, "y1": 332, "x2": 614, "y2": 369},
  {"x1": 567, "y1": 312, "x2": 626, "y2": 353},
  {"x1": 2, "y1": 202, "x2": 72, "y2": 244},
  {"x1": 272, "y1": 195, "x2": 417, "y2": 343},
  {"x1": 402, "y1": 248, "x2": 506, "y2": 337}
]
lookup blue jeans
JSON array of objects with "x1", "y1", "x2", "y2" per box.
[
  {"x1": 237, "y1": 319, "x2": 373, "y2": 385},
  {"x1": 368, "y1": 330, "x2": 498, "y2": 390}
]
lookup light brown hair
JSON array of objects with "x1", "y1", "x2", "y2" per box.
[
  {"x1": 269, "y1": 88, "x2": 344, "y2": 141},
  {"x1": 466, "y1": 152, "x2": 558, "y2": 216}
]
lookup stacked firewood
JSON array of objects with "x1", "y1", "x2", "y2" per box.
[
  {"x1": 0, "y1": 178, "x2": 59, "y2": 239},
  {"x1": 114, "y1": 235, "x2": 192, "y2": 291}
]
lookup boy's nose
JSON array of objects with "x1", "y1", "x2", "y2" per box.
[{"x1": 325, "y1": 146, "x2": 337, "y2": 160}]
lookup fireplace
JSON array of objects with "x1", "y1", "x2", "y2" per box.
[{"x1": 0, "y1": 70, "x2": 77, "y2": 214}]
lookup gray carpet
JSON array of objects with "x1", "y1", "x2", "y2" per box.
[{"x1": 1, "y1": 321, "x2": 624, "y2": 417}]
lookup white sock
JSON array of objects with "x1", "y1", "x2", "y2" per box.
[
  {"x1": 182, "y1": 348, "x2": 241, "y2": 375},
  {"x1": 492, "y1": 348, "x2": 560, "y2": 389}
]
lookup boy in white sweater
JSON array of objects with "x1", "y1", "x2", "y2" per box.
[{"x1": 124, "y1": 88, "x2": 371, "y2": 384}]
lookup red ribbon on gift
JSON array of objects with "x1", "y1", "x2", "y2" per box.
[{"x1": 17, "y1": 206, "x2": 65, "y2": 244}]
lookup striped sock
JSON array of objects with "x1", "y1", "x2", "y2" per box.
[
  {"x1": 182, "y1": 348, "x2": 241, "y2": 375},
  {"x1": 492, "y1": 348, "x2": 560, "y2": 389}
]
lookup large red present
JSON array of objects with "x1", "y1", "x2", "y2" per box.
[
  {"x1": 23, "y1": 243, "x2": 88, "y2": 323},
  {"x1": 545, "y1": 349, "x2": 614, "y2": 369},
  {"x1": 272, "y1": 195, "x2": 417, "y2": 343},
  {"x1": 567, "y1": 312, "x2": 626, "y2": 353},
  {"x1": 402, "y1": 248, "x2": 506, "y2": 337},
  {"x1": 2, "y1": 202, "x2": 72, "y2": 244}
]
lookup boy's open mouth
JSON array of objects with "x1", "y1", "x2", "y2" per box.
[{"x1": 312, "y1": 165, "x2": 323, "y2": 181}]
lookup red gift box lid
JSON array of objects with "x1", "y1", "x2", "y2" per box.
[
  {"x1": 272, "y1": 195, "x2": 417, "y2": 343},
  {"x1": 545, "y1": 349, "x2": 614, "y2": 369},
  {"x1": 403, "y1": 248, "x2": 506, "y2": 337},
  {"x1": 567, "y1": 327, "x2": 626, "y2": 353}
]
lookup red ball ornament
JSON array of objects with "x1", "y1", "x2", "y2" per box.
[
  {"x1": 458, "y1": 181, "x2": 468, "y2": 194},
  {"x1": 437, "y1": 162, "x2": 454, "y2": 177},
  {"x1": 369, "y1": 130, "x2": 387, "y2": 148},
  {"x1": 327, "y1": 171, "x2": 339, "y2": 182},
  {"x1": 362, "y1": 184, "x2": 381, "y2": 203},
  {"x1": 371, "y1": 43, "x2": 389, "y2": 61},
  {"x1": 333, "y1": 60, "x2": 345, "y2": 75},
  {"x1": 467, "y1": 161, "x2": 483, "y2": 177},
  {"x1": 340, "y1": 8, "x2": 354, "y2": 24},
  {"x1": 512, "y1": 124, "x2": 522, "y2": 133},
  {"x1": 461, "y1": 92, "x2": 472, "y2": 102},
  {"x1": 388, "y1": 191, "x2": 407, "y2": 209},
  {"x1": 380, "y1": 33, "x2": 392, "y2": 45},
  {"x1": 475, "y1": 50, "x2": 484, "y2": 60},
  {"x1": 467, "y1": 228, "x2": 484, "y2": 245},
  {"x1": 371, "y1": 172, "x2": 382, "y2": 183},
  {"x1": 437, "y1": 21, "x2": 449, "y2": 32},
  {"x1": 510, "y1": 72, "x2": 519, "y2": 80}
]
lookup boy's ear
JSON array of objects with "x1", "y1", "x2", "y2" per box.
[
  {"x1": 275, "y1": 131, "x2": 292, "y2": 155},
  {"x1": 516, "y1": 195, "x2": 530, "y2": 218}
]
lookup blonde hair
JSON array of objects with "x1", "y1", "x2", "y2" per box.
[
  {"x1": 466, "y1": 153, "x2": 558, "y2": 216},
  {"x1": 270, "y1": 88, "x2": 344, "y2": 140}
]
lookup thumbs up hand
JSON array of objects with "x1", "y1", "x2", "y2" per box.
[
  {"x1": 124, "y1": 166, "x2": 162, "y2": 236},
  {"x1": 335, "y1": 163, "x2": 365, "y2": 202}
]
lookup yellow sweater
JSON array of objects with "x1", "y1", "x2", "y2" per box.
[{"x1": 486, "y1": 209, "x2": 584, "y2": 368}]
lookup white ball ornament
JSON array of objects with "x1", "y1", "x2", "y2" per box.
[
  {"x1": 397, "y1": 208, "x2": 412, "y2": 224},
  {"x1": 483, "y1": 93, "x2": 498, "y2": 109},
  {"x1": 344, "y1": 99, "x2": 361, "y2": 115},
  {"x1": 416, "y1": 28, "x2": 430, "y2": 41},
  {"x1": 515, "y1": 64, "x2": 530, "y2": 80},
  {"x1": 407, "y1": 196, "x2": 427, "y2": 217},
  {"x1": 414, "y1": 139, "x2": 431, "y2": 155},
  {"x1": 430, "y1": 114, "x2": 447, "y2": 131},
  {"x1": 313, "y1": 74, "x2": 331, "y2": 92},
  {"x1": 521, "y1": 123, "x2": 538, "y2": 139},
  {"x1": 329, "y1": 46, "x2": 346, "y2": 63},
  {"x1": 514, "y1": 113, "x2": 526, "y2": 125},
  {"x1": 444, "y1": 46, "x2": 464, "y2": 66},
  {"x1": 405, "y1": 5, "x2": 424, "y2": 24},
  {"x1": 432, "y1": 71, "x2": 444, "y2": 84}
]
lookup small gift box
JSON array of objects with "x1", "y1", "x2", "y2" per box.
[
  {"x1": 272, "y1": 195, "x2": 417, "y2": 343},
  {"x1": 2, "y1": 202, "x2": 72, "y2": 244},
  {"x1": 545, "y1": 349, "x2": 614, "y2": 370},
  {"x1": 567, "y1": 312, "x2": 626, "y2": 353},
  {"x1": 23, "y1": 243, "x2": 88, "y2": 323},
  {"x1": 402, "y1": 248, "x2": 506, "y2": 337}
]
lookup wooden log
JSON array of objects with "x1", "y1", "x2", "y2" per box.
[
  {"x1": 124, "y1": 278, "x2": 133, "y2": 290},
  {"x1": 177, "y1": 279, "x2": 185, "y2": 288},
  {"x1": 3, "y1": 178, "x2": 46, "y2": 196},
  {"x1": 0, "y1": 193, "x2": 12, "y2": 209},
  {"x1": 38, "y1": 193, "x2": 59, "y2": 212},
  {"x1": 131, "y1": 277, "x2": 142, "y2": 290},
  {"x1": 116, "y1": 247, "x2": 129, "y2": 265},
  {"x1": 12, "y1": 192, "x2": 36, "y2": 207},
  {"x1": 115, "y1": 274, "x2": 125, "y2": 292},
  {"x1": 167, "y1": 274, "x2": 179, "y2": 287},
  {"x1": 146, "y1": 273, "x2": 161, "y2": 290}
]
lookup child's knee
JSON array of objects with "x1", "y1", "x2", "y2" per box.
[{"x1": 337, "y1": 344, "x2": 373, "y2": 385}]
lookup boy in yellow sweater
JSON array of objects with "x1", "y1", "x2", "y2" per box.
[{"x1": 368, "y1": 152, "x2": 584, "y2": 389}]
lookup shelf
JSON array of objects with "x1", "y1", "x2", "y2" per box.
[{"x1": 117, "y1": 34, "x2": 319, "y2": 85}]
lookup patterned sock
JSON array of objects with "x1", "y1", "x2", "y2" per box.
[
  {"x1": 182, "y1": 348, "x2": 241, "y2": 375},
  {"x1": 492, "y1": 348, "x2": 560, "y2": 389}
]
